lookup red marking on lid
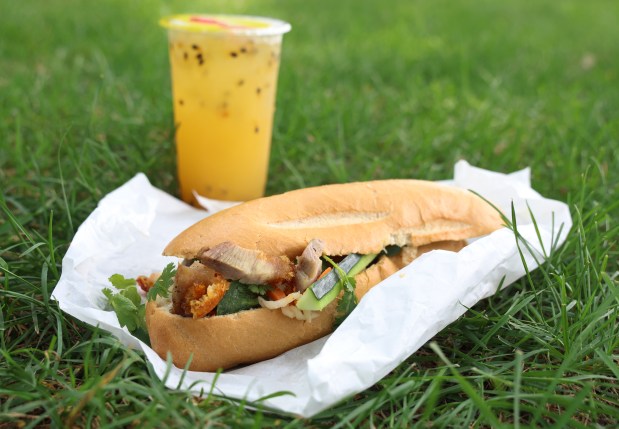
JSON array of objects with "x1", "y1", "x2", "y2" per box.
[{"x1": 189, "y1": 16, "x2": 250, "y2": 30}]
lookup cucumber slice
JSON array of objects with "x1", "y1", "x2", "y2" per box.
[
  {"x1": 296, "y1": 281, "x2": 342, "y2": 311},
  {"x1": 296, "y1": 253, "x2": 377, "y2": 311},
  {"x1": 312, "y1": 254, "x2": 363, "y2": 299}
]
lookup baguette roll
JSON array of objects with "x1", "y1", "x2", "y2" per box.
[{"x1": 146, "y1": 180, "x2": 503, "y2": 372}]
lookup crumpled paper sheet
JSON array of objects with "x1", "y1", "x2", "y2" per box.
[{"x1": 52, "y1": 160, "x2": 572, "y2": 417}]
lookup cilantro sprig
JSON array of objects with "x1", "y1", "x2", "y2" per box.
[
  {"x1": 146, "y1": 263, "x2": 176, "y2": 301},
  {"x1": 102, "y1": 273, "x2": 149, "y2": 343},
  {"x1": 248, "y1": 284, "x2": 272, "y2": 296},
  {"x1": 323, "y1": 256, "x2": 359, "y2": 326},
  {"x1": 103, "y1": 263, "x2": 176, "y2": 345}
]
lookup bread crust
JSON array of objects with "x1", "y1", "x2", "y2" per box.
[{"x1": 164, "y1": 180, "x2": 503, "y2": 260}]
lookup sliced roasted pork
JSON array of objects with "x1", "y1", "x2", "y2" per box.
[
  {"x1": 294, "y1": 239, "x2": 325, "y2": 292},
  {"x1": 198, "y1": 242, "x2": 294, "y2": 286}
]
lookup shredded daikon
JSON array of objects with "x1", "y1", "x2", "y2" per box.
[
  {"x1": 258, "y1": 292, "x2": 301, "y2": 309},
  {"x1": 281, "y1": 305, "x2": 320, "y2": 321},
  {"x1": 258, "y1": 293, "x2": 319, "y2": 320}
]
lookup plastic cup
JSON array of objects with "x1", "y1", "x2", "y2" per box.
[{"x1": 160, "y1": 14, "x2": 291, "y2": 202}]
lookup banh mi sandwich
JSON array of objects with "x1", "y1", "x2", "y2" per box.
[{"x1": 145, "y1": 180, "x2": 503, "y2": 372}]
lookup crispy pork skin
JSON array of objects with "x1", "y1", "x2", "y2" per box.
[{"x1": 172, "y1": 262, "x2": 223, "y2": 316}]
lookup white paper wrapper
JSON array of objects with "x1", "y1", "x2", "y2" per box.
[{"x1": 52, "y1": 161, "x2": 572, "y2": 417}]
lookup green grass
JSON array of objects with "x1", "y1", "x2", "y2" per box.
[{"x1": 1, "y1": 0, "x2": 618, "y2": 426}]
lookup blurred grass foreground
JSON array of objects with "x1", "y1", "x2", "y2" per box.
[{"x1": 1, "y1": 0, "x2": 618, "y2": 427}]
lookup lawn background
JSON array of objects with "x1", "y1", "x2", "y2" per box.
[{"x1": 1, "y1": 0, "x2": 618, "y2": 427}]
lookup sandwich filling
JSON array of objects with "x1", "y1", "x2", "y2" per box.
[{"x1": 167, "y1": 238, "x2": 378, "y2": 320}]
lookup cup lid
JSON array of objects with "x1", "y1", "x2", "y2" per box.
[{"x1": 160, "y1": 14, "x2": 291, "y2": 36}]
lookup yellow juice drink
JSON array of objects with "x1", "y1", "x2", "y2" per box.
[{"x1": 160, "y1": 15, "x2": 291, "y2": 202}]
